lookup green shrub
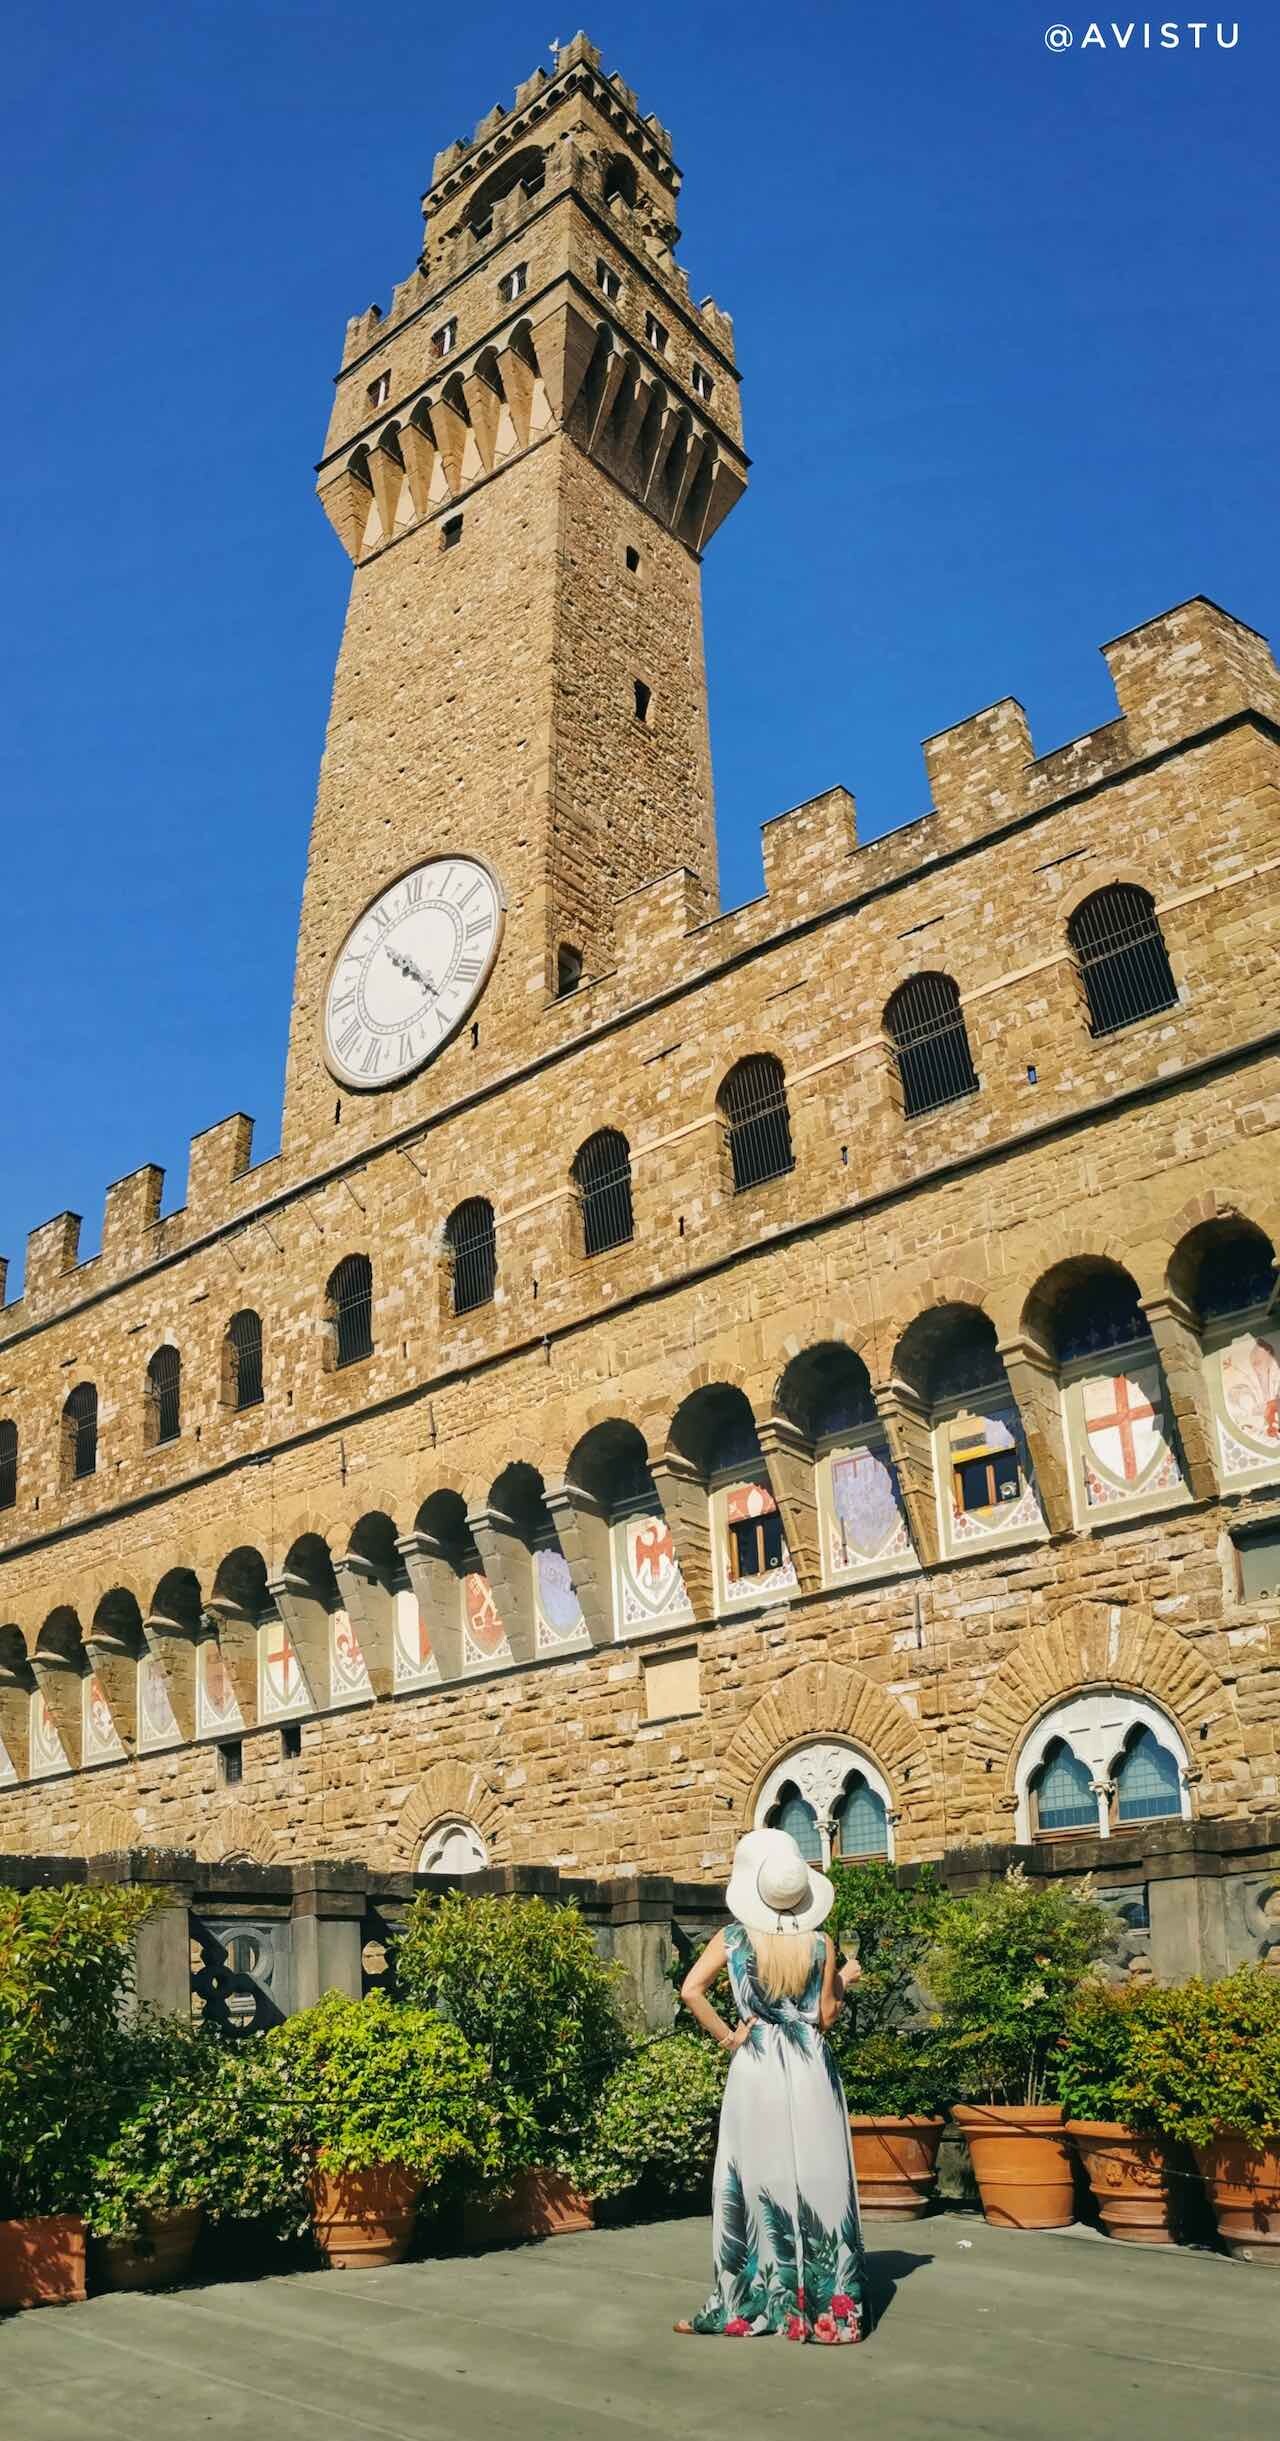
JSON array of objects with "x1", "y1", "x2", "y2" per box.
[
  {"x1": 833, "y1": 2027, "x2": 954, "y2": 2118},
  {"x1": 269, "y1": 1989, "x2": 502, "y2": 2186},
  {"x1": 828, "y1": 1860, "x2": 951, "y2": 2042},
  {"x1": 576, "y1": 2034, "x2": 726, "y2": 2203},
  {"x1": 86, "y1": 2018, "x2": 310, "y2": 2239},
  {"x1": 0, "y1": 1881, "x2": 158, "y2": 2217},
  {"x1": 1056, "y1": 1977, "x2": 1160, "y2": 2126},
  {"x1": 394, "y1": 1894, "x2": 626, "y2": 2169},
  {"x1": 927, "y1": 1866, "x2": 1110, "y2": 2106},
  {"x1": 1109, "y1": 1967, "x2": 1280, "y2": 2150}
]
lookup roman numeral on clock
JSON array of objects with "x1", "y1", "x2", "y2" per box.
[{"x1": 454, "y1": 956, "x2": 484, "y2": 987}]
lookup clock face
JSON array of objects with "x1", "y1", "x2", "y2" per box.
[{"x1": 323, "y1": 855, "x2": 504, "y2": 1090}]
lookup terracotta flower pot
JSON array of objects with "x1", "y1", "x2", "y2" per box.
[
  {"x1": 1066, "y1": 2123, "x2": 1175, "y2": 2245},
  {"x1": 1193, "y1": 2137, "x2": 1280, "y2": 2266},
  {"x1": 462, "y1": 2169, "x2": 594, "y2": 2248},
  {"x1": 951, "y1": 2104, "x2": 1076, "y2": 2231},
  {"x1": 93, "y1": 2204, "x2": 205, "y2": 2292},
  {"x1": 849, "y1": 2116, "x2": 945, "y2": 2219},
  {"x1": 309, "y1": 2165, "x2": 424, "y2": 2269},
  {"x1": 0, "y1": 2215, "x2": 87, "y2": 2310}
]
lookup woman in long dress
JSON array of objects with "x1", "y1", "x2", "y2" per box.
[{"x1": 675, "y1": 1827, "x2": 871, "y2": 2344}]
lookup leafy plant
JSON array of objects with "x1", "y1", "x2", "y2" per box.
[
  {"x1": 268, "y1": 1988, "x2": 502, "y2": 2185},
  {"x1": 927, "y1": 1866, "x2": 1110, "y2": 2106},
  {"x1": 575, "y1": 2034, "x2": 726, "y2": 2203},
  {"x1": 394, "y1": 1894, "x2": 626, "y2": 2170},
  {"x1": 86, "y1": 2018, "x2": 310, "y2": 2239},
  {"x1": 1056, "y1": 1977, "x2": 1160, "y2": 2126},
  {"x1": 828, "y1": 1861, "x2": 951, "y2": 2042},
  {"x1": 1109, "y1": 1967, "x2": 1280, "y2": 2150},
  {"x1": 0, "y1": 1881, "x2": 158, "y2": 2217},
  {"x1": 834, "y1": 2027, "x2": 954, "y2": 2118}
]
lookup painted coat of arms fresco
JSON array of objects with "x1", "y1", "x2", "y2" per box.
[
  {"x1": 535, "y1": 1546, "x2": 584, "y2": 1649},
  {"x1": 828, "y1": 1447, "x2": 912, "y2": 1574},
  {"x1": 258, "y1": 1620, "x2": 311, "y2": 1720},
  {"x1": 1218, "y1": 1330, "x2": 1280, "y2": 1477},
  {"x1": 462, "y1": 1572, "x2": 510, "y2": 1668},
  {"x1": 137, "y1": 1652, "x2": 181, "y2": 1752},
  {"x1": 947, "y1": 1406, "x2": 1043, "y2": 1544},
  {"x1": 329, "y1": 1606, "x2": 372, "y2": 1704},
  {"x1": 29, "y1": 1689, "x2": 69, "y2": 1778},
  {"x1": 616, "y1": 1512, "x2": 692, "y2": 1630},
  {"x1": 196, "y1": 1639, "x2": 244, "y2": 1738},
  {"x1": 81, "y1": 1673, "x2": 124, "y2": 1766},
  {"x1": 393, "y1": 1585, "x2": 439, "y2": 1688},
  {"x1": 1080, "y1": 1364, "x2": 1182, "y2": 1508}
]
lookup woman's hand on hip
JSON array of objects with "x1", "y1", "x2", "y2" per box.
[{"x1": 722, "y1": 2017, "x2": 758, "y2": 2054}]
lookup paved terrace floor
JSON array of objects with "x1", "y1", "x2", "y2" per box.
[{"x1": 3, "y1": 2210, "x2": 1276, "y2": 2441}]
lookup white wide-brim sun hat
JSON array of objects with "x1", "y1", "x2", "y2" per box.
[{"x1": 725, "y1": 1827, "x2": 835, "y2": 1936}]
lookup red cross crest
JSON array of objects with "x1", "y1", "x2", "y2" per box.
[
  {"x1": 1084, "y1": 1373, "x2": 1157, "y2": 1483},
  {"x1": 267, "y1": 1634, "x2": 298, "y2": 1696}
]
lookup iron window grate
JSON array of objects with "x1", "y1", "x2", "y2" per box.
[
  {"x1": 448, "y1": 1200, "x2": 497, "y2": 1316},
  {"x1": 331, "y1": 1256, "x2": 374, "y2": 1366},
  {"x1": 66, "y1": 1385, "x2": 98, "y2": 1479},
  {"x1": 229, "y1": 1310, "x2": 264, "y2": 1409},
  {"x1": 887, "y1": 973, "x2": 978, "y2": 1118},
  {"x1": 721, "y1": 1056, "x2": 794, "y2": 1192},
  {"x1": 1070, "y1": 885, "x2": 1177, "y2": 1036},
  {"x1": 575, "y1": 1132, "x2": 634, "y2": 1257},
  {"x1": 148, "y1": 1346, "x2": 182, "y2": 1445}
]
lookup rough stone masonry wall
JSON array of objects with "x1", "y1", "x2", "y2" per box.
[{"x1": 2, "y1": 602, "x2": 1279, "y2": 1879}]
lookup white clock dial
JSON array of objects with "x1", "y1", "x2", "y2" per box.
[{"x1": 323, "y1": 855, "x2": 504, "y2": 1090}]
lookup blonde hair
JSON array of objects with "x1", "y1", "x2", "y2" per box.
[{"x1": 749, "y1": 1929, "x2": 821, "y2": 2000}]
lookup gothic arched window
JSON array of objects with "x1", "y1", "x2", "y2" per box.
[
  {"x1": 327, "y1": 1254, "x2": 374, "y2": 1368},
  {"x1": 146, "y1": 1346, "x2": 182, "y2": 1446},
  {"x1": 446, "y1": 1199, "x2": 496, "y2": 1316},
  {"x1": 831, "y1": 1772, "x2": 889, "y2": 1862},
  {"x1": 225, "y1": 1309, "x2": 264, "y2": 1410},
  {"x1": 1068, "y1": 884, "x2": 1177, "y2": 1036},
  {"x1": 718, "y1": 1055, "x2": 793, "y2": 1193},
  {"x1": 573, "y1": 1129, "x2": 634, "y2": 1257},
  {"x1": 63, "y1": 1383, "x2": 98, "y2": 1482},
  {"x1": 884, "y1": 972, "x2": 978, "y2": 1118},
  {"x1": 1029, "y1": 1738, "x2": 1097, "y2": 1836},
  {"x1": 765, "y1": 1782, "x2": 824, "y2": 1866},
  {"x1": 756, "y1": 1742, "x2": 896, "y2": 1867},
  {"x1": 1113, "y1": 1725, "x2": 1183, "y2": 1826}
]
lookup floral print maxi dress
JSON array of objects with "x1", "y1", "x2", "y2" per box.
[{"x1": 690, "y1": 1925, "x2": 871, "y2": 2343}]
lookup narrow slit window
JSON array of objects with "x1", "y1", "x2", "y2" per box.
[
  {"x1": 367, "y1": 371, "x2": 391, "y2": 408},
  {"x1": 691, "y1": 363, "x2": 714, "y2": 402},
  {"x1": 645, "y1": 311, "x2": 669, "y2": 354},
  {"x1": 499, "y1": 262, "x2": 528, "y2": 301},
  {"x1": 596, "y1": 260, "x2": 622, "y2": 301},
  {"x1": 431, "y1": 318, "x2": 458, "y2": 359},
  {"x1": 64, "y1": 1383, "x2": 98, "y2": 1481},
  {"x1": 146, "y1": 1345, "x2": 182, "y2": 1446},
  {"x1": 0, "y1": 1420, "x2": 16, "y2": 1511},
  {"x1": 633, "y1": 679, "x2": 651, "y2": 723},
  {"x1": 441, "y1": 513, "x2": 464, "y2": 550}
]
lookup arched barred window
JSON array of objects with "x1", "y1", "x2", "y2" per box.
[
  {"x1": 718, "y1": 1055, "x2": 793, "y2": 1193},
  {"x1": 145, "y1": 1345, "x2": 182, "y2": 1446},
  {"x1": 1068, "y1": 884, "x2": 1177, "y2": 1036},
  {"x1": 225, "y1": 1309, "x2": 264, "y2": 1410},
  {"x1": 63, "y1": 1383, "x2": 99, "y2": 1482},
  {"x1": 573, "y1": 1129, "x2": 634, "y2": 1257},
  {"x1": 884, "y1": 972, "x2": 977, "y2": 1118},
  {"x1": 327, "y1": 1254, "x2": 374, "y2": 1368},
  {"x1": 445, "y1": 1199, "x2": 496, "y2": 1316}
]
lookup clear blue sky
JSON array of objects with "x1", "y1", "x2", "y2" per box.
[{"x1": 2, "y1": 2, "x2": 1275, "y2": 1284}]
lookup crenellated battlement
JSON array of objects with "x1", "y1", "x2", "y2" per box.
[
  {"x1": 427, "y1": 35, "x2": 677, "y2": 203},
  {"x1": 3, "y1": 594, "x2": 1277, "y2": 1332}
]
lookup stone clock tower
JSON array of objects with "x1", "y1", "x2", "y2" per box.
[{"x1": 281, "y1": 33, "x2": 747, "y2": 1162}]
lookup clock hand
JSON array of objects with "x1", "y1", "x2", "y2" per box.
[{"x1": 385, "y1": 944, "x2": 437, "y2": 996}]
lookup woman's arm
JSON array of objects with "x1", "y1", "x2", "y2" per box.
[
  {"x1": 818, "y1": 1936, "x2": 863, "y2": 2030},
  {"x1": 679, "y1": 1929, "x2": 756, "y2": 2053}
]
